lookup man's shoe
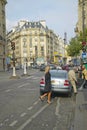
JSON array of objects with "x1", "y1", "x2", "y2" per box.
[{"x1": 74, "y1": 92, "x2": 78, "y2": 95}]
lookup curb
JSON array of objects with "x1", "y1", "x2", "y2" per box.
[{"x1": 73, "y1": 90, "x2": 87, "y2": 130}]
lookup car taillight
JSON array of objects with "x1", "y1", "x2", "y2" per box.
[
  {"x1": 64, "y1": 80, "x2": 69, "y2": 86},
  {"x1": 40, "y1": 78, "x2": 45, "y2": 84}
]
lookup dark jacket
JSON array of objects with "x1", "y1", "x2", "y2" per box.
[{"x1": 45, "y1": 72, "x2": 51, "y2": 92}]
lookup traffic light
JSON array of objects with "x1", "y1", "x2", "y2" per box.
[
  {"x1": 82, "y1": 41, "x2": 86, "y2": 46},
  {"x1": 11, "y1": 42, "x2": 15, "y2": 50}
]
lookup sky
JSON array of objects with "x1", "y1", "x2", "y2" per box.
[{"x1": 6, "y1": 0, "x2": 78, "y2": 42}]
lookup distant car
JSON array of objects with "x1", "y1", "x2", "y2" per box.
[
  {"x1": 48, "y1": 64, "x2": 56, "y2": 70},
  {"x1": 40, "y1": 64, "x2": 46, "y2": 71},
  {"x1": 40, "y1": 69, "x2": 72, "y2": 96},
  {"x1": 62, "y1": 64, "x2": 70, "y2": 71},
  {"x1": 32, "y1": 64, "x2": 40, "y2": 69},
  {"x1": 15, "y1": 65, "x2": 21, "y2": 70}
]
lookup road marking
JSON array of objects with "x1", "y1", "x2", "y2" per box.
[
  {"x1": 17, "y1": 104, "x2": 48, "y2": 130},
  {"x1": 33, "y1": 101, "x2": 38, "y2": 105},
  {"x1": 32, "y1": 77, "x2": 39, "y2": 80},
  {"x1": 17, "y1": 83, "x2": 29, "y2": 88},
  {"x1": 27, "y1": 106, "x2": 33, "y2": 110},
  {"x1": 4, "y1": 118, "x2": 9, "y2": 122},
  {"x1": 26, "y1": 76, "x2": 34, "y2": 79},
  {"x1": 55, "y1": 98, "x2": 61, "y2": 116},
  {"x1": 5, "y1": 89, "x2": 12, "y2": 92},
  {"x1": 9, "y1": 120, "x2": 18, "y2": 127},
  {"x1": 20, "y1": 113, "x2": 27, "y2": 117},
  {"x1": 0, "y1": 123, "x2": 3, "y2": 127}
]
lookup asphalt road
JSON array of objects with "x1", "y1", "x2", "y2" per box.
[{"x1": 0, "y1": 69, "x2": 75, "y2": 130}]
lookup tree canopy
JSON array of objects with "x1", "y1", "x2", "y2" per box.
[{"x1": 67, "y1": 37, "x2": 82, "y2": 57}]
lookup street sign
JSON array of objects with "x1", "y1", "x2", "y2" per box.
[{"x1": 82, "y1": 52, "x2": 87, "y2": 59}]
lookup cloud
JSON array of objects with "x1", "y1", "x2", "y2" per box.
[{"x1": 6, "y1": 19, "x2": 17, "y2": 31}]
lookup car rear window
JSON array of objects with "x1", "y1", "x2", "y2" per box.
[{"x1": 50, "y1": 71, "x2": 67, "y2": 78}]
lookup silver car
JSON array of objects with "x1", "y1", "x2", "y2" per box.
[{"x1": 40, "y1": 69, "x2": 72, "y2": 96}]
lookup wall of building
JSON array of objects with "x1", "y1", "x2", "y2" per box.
[
  {"x1": 6, "y1": 20, "x2": 65, "y2": 67},
  {"x1": 0, "y1": 0, "x2": 7, "y2": 71}
]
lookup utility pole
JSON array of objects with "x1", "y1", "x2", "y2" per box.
[
  {"x1": 63, "y1": 32, "x2": 67, "y2": 64},
  {"x1": 82, "y1": 0, "x2": 87, "y2": 49},
  {"x1": 82, "y1": 0, "x2": 85, "y2": 42}
]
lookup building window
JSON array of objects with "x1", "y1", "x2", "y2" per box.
[
  {"x1": 30, "y1": 38, "x2": 32, "y2": 47},
  {"x1": 41, "y1": 46, "x2": 44, "y2": 51}
]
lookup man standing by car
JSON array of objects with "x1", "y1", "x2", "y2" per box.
[{"x1": 68, "y1": 67, "x2": 78, "y2": 95}]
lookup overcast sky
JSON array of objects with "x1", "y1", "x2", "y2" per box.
[{"x1": 6, "y1": 0, "x2": 78, "y2": 42}]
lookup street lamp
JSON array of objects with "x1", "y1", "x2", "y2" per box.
[
  {"x1": 63, "y1": 32, "x2": 67, "y2": 64},
  {"x1": 22, "y1": 37, "x2": 28, "y2": 76}
]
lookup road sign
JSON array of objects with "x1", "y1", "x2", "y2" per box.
[{"x1": 82, "y1": 52, "x2": 87, "y2": 59}]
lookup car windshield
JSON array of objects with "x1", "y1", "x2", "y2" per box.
[{"x1": 50, "y1": 71, "x2": 67, "y2": 78}]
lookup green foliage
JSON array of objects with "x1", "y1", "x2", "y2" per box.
[
  {"x1": 67, "y1": 28, "x2": 87, "y2": 57},
  {"x1": 67, "y1": 38, "x2": 82, "y2": 56}
]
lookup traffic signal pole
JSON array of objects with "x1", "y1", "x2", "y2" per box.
[{"x1": 10, "y1": 41, "x2": 20, "y2": 79}]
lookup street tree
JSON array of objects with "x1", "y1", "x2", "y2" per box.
[{"x1": 67, "y1": 37, "x2": 82, "y2": 57}]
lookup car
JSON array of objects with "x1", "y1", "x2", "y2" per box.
[
  {"x1": 62, "y1": 64, "x2": 70, "y2": 71},
  {"x1": 40, "y1": 69, "x2": 72, "y2": 96},
  {"x1": 48, "y1": 64, "x2": 56, "y2": 70},
  {"x1": 39, "y1": 64, "x2": 46, "y2": 71}
]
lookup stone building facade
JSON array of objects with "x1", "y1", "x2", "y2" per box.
[
  {"x1": 0, "y1": 0, "x2": 7, "y2": 71},
  {"x1": 6, "y1": 20, "x2": 65, "y2": 67},
  {"x1": 76, "y1": 0, "x2": 87, "y2": 33}
]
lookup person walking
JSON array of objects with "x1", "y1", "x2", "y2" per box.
[
  {"x1": 68, "y1": 67, "x2": 78, "y2": 95},
  {"x1": 40, "y1": 66, "x2": 52, "y2": 104},
  {"x1": 81, "y1": 65, "x2": 87, "y2": 88}
]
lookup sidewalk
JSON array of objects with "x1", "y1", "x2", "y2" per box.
[{"x1": 73, "y1": 89, "x2": 87, "y2": 130}]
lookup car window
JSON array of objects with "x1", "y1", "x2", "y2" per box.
[{"x1": 50, "y1": 71, "x2": 67, "y2": 78}]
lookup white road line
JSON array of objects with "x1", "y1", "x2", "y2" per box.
[
  {"x1": 9, "y1": 120, "x2": 18, "y2": 127},
  {"x1": 20, "y1": 113, "x2": 27, "y2": 117},
  {"x1": 26, "y1": 76, "x2": 34, "y2": 79},
  {"x1": 0, "y1": 123, "x2": 3, "y2": 127},
  {"x1": 5, "y1": 89, "x2": 12, "y2": 92},
  {"x1": 4, "y1": 118, "x2": 9, "y2": 122},
  {"x1": 32, "y1": 77, "x2": 39, "y2": 80},
  {"x1": 16, "y1": 104, "x2": 48, "y2": 130},
  {"x1": 33, "y1": 101, "x2": 38, "y2": 105},
  {"x1": 27, "y1": 106, "x2": 33, "y2": 110},
  {"x1": 17, "y1": 83, "x2": 29, "y2": 88},
  {"x1": 55, "y1": 98, "x2": 60, "y2": 116}
]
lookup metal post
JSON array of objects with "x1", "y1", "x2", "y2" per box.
[
  {"x1": 82, "y1": 0, "x2": 85, "y2": 42},
  {"x1": 63, "y1": 32, "x2": 67, "y2": 64},
  {"x1": 12, "y1": 50, "x2": 16, "y2": 76}
]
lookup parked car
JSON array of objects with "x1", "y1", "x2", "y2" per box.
[{"x1": 40, "y1": 69, "x2": 72, "y2": 96}]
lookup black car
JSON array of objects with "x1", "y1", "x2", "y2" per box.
[{"x1": 40, "y1": 64, "x2": 46, "y2": 71}]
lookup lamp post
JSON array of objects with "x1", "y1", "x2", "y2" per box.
[
  {"x1": 82, "y1": 0, "x2": 85, "y2": 42},
  {"x1": 63, "y1": 32, "x2": 67, "y2": 64},
  {"x1": 21, "y1": 37, "x2": 28, "y2": 76}
]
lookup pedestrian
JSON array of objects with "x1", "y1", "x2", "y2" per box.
[
  {"x1": 68, "y1": 67, "x2": 78, "y2": 95},
  {"x1": 81, "y1": 65, "x2": 87, "y2": 88},
  {"x1": 40, "y1": 65, "x2": 52, "y2": 104}
]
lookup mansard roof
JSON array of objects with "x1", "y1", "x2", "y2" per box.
[{"x1": 15, "y1": 21, "x2": 49, "y2": 33}]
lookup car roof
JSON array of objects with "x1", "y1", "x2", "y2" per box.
[{"x1": 50, "y1": 69, "x2": 67, "y2": 73}]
